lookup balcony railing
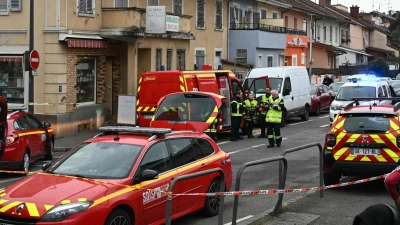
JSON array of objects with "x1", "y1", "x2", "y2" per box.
[{"x1": 230, "y1": 23, "x2": 307, "y2": 36}]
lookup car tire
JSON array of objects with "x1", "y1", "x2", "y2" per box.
[
  {"x1": 324, "y1": 172, "x2": 341, "y2": 186},
  {"x1": 44, "y1": 140, "x2": 54, "y2": 160},
  {"x1": 200, "y1": 178, "x2": 223, "y2": 217},
  {"x1": 301, "y1": 106, "x2": 310, "y2": 121},
  {"x1": 315, "y1": 103, "x2": 321, "y2": 116},
  {"x1": 104, "y1": 209, "x2": 133, "y2": 225},
  {"x1": 18, "y1": 150, "x2": 29, "y2": 173},
  {"x1": 281, "y1": 113, "x2": 287, "y2": 128}
]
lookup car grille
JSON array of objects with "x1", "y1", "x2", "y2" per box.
[
  {"x1": 344, "y1": 143, "x2": 389, "y2": 148},
  {"x1": 0, "y1": 215, "x2": 39, "y2": 225}
]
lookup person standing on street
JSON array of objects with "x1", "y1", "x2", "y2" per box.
[
  {"x1": 243, "y1": 92, "x2": 258, "y2": 138},
  {"x1": 230, "y1": 91, "x2": 244, "y2": 141},
  {"x1": 322, "y1": 74, "x2": 333, "y2": 86},
  {"x1": 258, "y1": 87, "x2": 272, "y2": 138},
  {"x1": 266, "y1": 90, "x2": 284, "y2": 148}
]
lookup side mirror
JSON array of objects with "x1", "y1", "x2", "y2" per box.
[
  {"x1": 44, "y1": 122, "x2": 51, "y2": 128},
  {"x1": 140, "y1": 169, "x2": 159, "y2": 182},
  {"x1": 42, "y1": 163, "x2": 51, "y2": 171}
]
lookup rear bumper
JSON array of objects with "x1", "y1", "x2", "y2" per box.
[
  {"x1": 324, "y1": 150, "x2": 397, "y2": 176},
  {"x1": 0, "y1": 160, "x2": 21, "y2": 170}
]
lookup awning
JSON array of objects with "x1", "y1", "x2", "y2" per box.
[
  {"x1": 365, "y1": 46, "x2": 394, "y2": 54},
  {"x1": 58, "y1": 33, "x2": 103, "y2": 41},
  {"x1": 0, "y1": 56, "x2": 23, "y2": 62},
  {"x1": 67, "y1": 39, "x2": 108, "y2": 48},
  {"x1": 335, "y1": 46, "x2": 371, "y2": 56}
]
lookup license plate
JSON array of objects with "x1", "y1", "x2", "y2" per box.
[
  {"x1": 143, "y1": 115, "x2": 153, "y2": 119},
  {"x1": 352, "y1": 148, "x2": 380, "y2": 155}
]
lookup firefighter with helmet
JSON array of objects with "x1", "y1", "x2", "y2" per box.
[
  {"x1": 266, "y1": 90, "x2": 284, "y2": 148},
  {"x1": 243, "y1": 92, "x2": 258, "y2": 138}
]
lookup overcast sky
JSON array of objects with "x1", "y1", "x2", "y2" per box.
[{"x1": 317, "y1": 0, "x2": 400, "y2": 14}]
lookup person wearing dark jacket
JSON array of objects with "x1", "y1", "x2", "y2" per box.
[
  {"x1": 322, "y1": 75, "x2": 333, "y2": 86},
  {"x1": 230, "y1": 91, "x2": 244, "y2": 141},
  {"x1": 258, "y1": 87, "x2": 272, "y2": 138},
  {"x1": 353, "y1": 204, "x2": 400, "y2": 225}
]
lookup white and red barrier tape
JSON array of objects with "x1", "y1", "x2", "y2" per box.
[{"x1": 0, "y1": 170, "x2": 387, "y2": 197}]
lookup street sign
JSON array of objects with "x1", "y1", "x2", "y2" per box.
[{"x1": 29, "y1": 50, "x2": 40, "y2": 71}]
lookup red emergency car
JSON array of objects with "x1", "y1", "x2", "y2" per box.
[{"x1": 0, "y1": 126, "x2": 232, "y2": 224}]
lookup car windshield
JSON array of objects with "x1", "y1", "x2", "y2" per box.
[
  {"x1": 310, "y1": 86, "x2": 317, "y2": 94},
  {"x1": 154, "y1": 93, "x2": 217, "y2": 122},
  {"x1": 48, "y1": 142, "x2": 143, "y2": 179},
  {"x1": 336, "y1": 86, "x2": 376, "y2": 101},
  {"x1": 243, "y1": 77, "x2": 282, "y2": 94},
  {"x1": 343, "y1": 114, "x2": 391, "y2": 134},
  {"x1": 329, "y1": 83, "x2": 344, "y2": 92}
]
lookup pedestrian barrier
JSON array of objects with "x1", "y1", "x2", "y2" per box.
[
  {"x1": 231, "y1": 156, "x2": 288, "y2": 225},
  {"x1": 165, "y1": 168, "x2": 226, "y2": 225},
  {"x1": 271, "y1": 142, "x2": 324, "y2": 216}
]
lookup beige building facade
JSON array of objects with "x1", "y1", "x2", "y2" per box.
[{"x1": 0, "y1": 0, "x2": 227, "y2": 137}]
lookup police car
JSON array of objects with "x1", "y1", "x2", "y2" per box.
[
  {"x1": 324, "y1": 97, "x2": 400, "y2": 185},
  {"x1": 0, "y1": 126, "x2": 232, "y2": 225},
  {"x1": 330, "y1": 75, "x2": 392, "y2": 125}
]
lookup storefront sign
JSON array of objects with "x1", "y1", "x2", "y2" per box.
[
  {"x1": 146, "y1": 6, "x2": 166, "y2": 34},
  {"x1": 166, "y1": 15, "x2": 179, "y2": 32}
]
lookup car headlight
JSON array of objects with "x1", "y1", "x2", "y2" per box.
[
  {"x1": 330, "y1": 105, "x2": 338, "y2": 110},
  {"x1": 40, "y1": 201, "x2": 93, "y2": 222}
]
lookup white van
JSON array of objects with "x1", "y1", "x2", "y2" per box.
[{"x1": 243, "y1": 66, "x2": 311, "y2": 126}]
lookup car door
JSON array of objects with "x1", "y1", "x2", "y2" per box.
[
  {"x1": 0, "y1": 97, "x2": 6, "y2": 158},
  {"x1": 247, "y1": 76, "x2": 271, "y2": 100},
  {"x1": 168, "y1": 138, "x2": 209, "y2": 213},
  {"x1": 135, "y1": 141, "x2": 178, "y2": 225},
  {"x1": 15, "y1": 115, "x2": 39, "y2": 158},
  {"x1": 322, "y1": 85, "x2": 333, "y2": 108},
  {"x1": 26, "y1": 114, "x2": 47, "y2": 157},
  {"x1": 282, "y1": 77, "x2": 293, "y2": 114}
]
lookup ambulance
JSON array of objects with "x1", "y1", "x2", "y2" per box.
[{"x1": 136, "y1": 66, "x2": 270, "y2": 132}]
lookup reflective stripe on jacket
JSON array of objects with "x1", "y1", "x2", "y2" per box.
[
  {"x1": 266, "y1": 97, "x2": 284, "y2": 123},
  {"x1": 230, "y1": 98, "x2": 243, "y2": 117},
  {"x1": 260, "y1": 94, "x2": 272, "y2": 115},
  {"x1": 205, "y1": 118, "x2": 218, "y2": 133},
  {"x1": 244, "y1": 99, "x2": 258, "y2": 121}
]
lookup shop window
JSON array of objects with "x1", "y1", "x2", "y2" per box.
[
  {"x1": 167, "y1": 49, "x2": 172, "y2": 70},
  {"x1": 76, "y1": 57, "x2": 96, "y2": 104},
  {"x1": 156, "y1": 49, "x2": 162, "y2": 71},
  {"x1": 0, "y1": 59, "x2": 24, "y2": 104},
  {"x1": 176, "y1": 49, "x2": 185, "y2": 70}
]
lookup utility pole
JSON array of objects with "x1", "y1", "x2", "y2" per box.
[
  {"x1": 28, "y1": 0, "x2": 34, "y2": 113},
  {"x1": 309, "y1": 14, "x2": 314, "y2": 77}
]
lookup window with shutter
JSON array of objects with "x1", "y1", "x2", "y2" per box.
[
  {"x1": 115, "y1": 0, "x2": 128, "y2": 7},
  {"x1": 148, "y1": 0, "x2": 158, "y2": 6},
  {"x1": 177, "y1": 50, "x2": 186, "y2": 70},
  {"x1": 0, "y1": 0, "x2": 8, "y2": 11},
  {"x1": 215, "y1": 0, "x2": 222, "y2": 30},
  {"x1": 10, "y1": 0, "x2": 21, "y2": 12},
  {"x1": 236, "y1": 49, "x2": 247, "y2": 64},
  {"x1": 197, "y1": 0, "x2": 205, "y2": 28},
  {"x1": 195, "y1": 50, "x2": 205, "y2": 69},
  {"x1": 174, "y1": 0, "x2": 182, "y2": 14},
  {"x1": 78, "y1": 0, "x2": 93, "y2": 14}
]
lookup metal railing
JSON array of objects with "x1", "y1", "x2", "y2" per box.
[
  {"x1": 166, "y1": 168, "x2": 226, "y2": 225},
  {"x1": 230, "y1": 23, "x2": 307, "y2": 36},
  {"x1": 231, "y1": 156, "x2": 288, "y2": 225},
  {"x1": 271, "y1": 143, "x2": 324, "y2": 216}
]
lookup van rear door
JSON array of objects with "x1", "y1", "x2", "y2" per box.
[
  {"x1": 196, "y1": 74, "x2": 220, "y2": 93},
  {"x1": 0, "y1": 97, "x2": 7, "y2": 158},
  {"x1": 150, "y1": 92, "x2": 225, "y2": 133}
]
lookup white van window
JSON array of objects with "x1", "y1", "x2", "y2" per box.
[
  {"x1": 336, "y1": 86, "x2": 376, "y2": 101},
  {"x1": 378, "y1": 86, "x2": 384, "y2": 97},
  {"x1": 283, "y1": 77, "x2": 292, "y2": 93}
]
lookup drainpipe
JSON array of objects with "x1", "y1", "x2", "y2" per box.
[{"x1": 228, "y1": 0, "x2": 232, "y2": 61}]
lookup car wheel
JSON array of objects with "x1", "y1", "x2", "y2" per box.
[
  {"x1": 44, "y1": 140, "x2": 54, "y2": 160},
  {"x1": 301, "y1": 106, "x2": 310, "y2": 121},
  {"x1": 104, "y1": 209, "x2": 132, "y2": 225},
  {"x1": 200, "y1": 178, "x2": 223, "y2": 217},
  {"x1": 324, "y1": 172, "x2": 341, "y2": 186},
  {"x1": 315, "y1": 103, "x2": 321, "y2": 116},
  {"x1": 281, "y1": 113, "x2": 287, "y2": 128},
  {"x1": 18, "y1": 151, "x2": 29, "y2": 173}
]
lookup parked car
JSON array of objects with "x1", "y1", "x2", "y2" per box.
[
  {"x1": 328, "y1": 82, "x2": 345, "y2": 96},
  {"x1": 388, "y1": 80, "x2": 400, "y2": 96},
  {"x1": 0, "y1": 126, "x2": 232, "y2": 224},
  {"x1": 1, "y1": 107, "x2": 54, "y2": 172},
  {"x1": 310, "y1": 84, "x2": 334, "y2": 116}
]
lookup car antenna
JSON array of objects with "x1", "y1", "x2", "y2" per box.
[
  {"x1": 114, "y1": 123, "x2": 120, "y2": 141},
  {"x1": 171, "y1": 117, "x2": 180, "y2": 131}
]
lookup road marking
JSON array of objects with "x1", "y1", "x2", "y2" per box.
[
  {"x1": 319, "y1": 124, "x2": 330, "y2": 128},
  {"x1": 283, "y1": 138, "x2": 288, "y2": 140},
  {"x1": 229, "y1": 144, "x2": 267, "y2": 155},
  {"x1": 319, "y1": 115, "x2": 329, "y2": 118},
  {"x1": 289, "y1": 120, "x2": 314, "y2": 126},
  {"x1": 218, "y1": 141, "x2": 230, "y2": 145},
  {"x1": 224, "y1": 215, "x2": 254, "y2": 225}
]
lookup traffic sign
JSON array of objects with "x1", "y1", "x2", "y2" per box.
[{"x1": 29, "y1": 50, "x2": 40, "y2": 70}]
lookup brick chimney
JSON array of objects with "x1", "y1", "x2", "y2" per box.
[
  {"x1": 350, "y1": 5, "x2": 360, "y2": 20},
  {"x1": 360, "y1": 13, "x2": 372, "y2": 23},
  {"x1": 319, "y1": 0, "x2": 331, "y2": 6}
]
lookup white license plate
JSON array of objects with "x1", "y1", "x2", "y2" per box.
[
  {"x1": 143, "y1": 115, "x2": 153, "y2": 119},
  {"x1": 352, "y1": 148, "x2": 380, "y2": 155}
]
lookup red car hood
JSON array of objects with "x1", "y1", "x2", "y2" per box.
[{"x1": 0, "y1": 174, "x2": 129, "y2": 219}]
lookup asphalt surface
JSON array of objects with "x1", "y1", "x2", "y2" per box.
[{"x1": 0, "y1": 111, "x2": 394, "y2": 225}]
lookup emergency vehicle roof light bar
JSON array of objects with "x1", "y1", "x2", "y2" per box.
[
  {"x1": 350, "y1": 97, "x2": 400, "y2": 101},
  {"x1": 8, "y1": 106, "x2": 27, "y2": 112},
  {"x1": 343, "y1": 101, "x2": 360, "y2": 111},
  {"x1": 99, "y1": 126, "x2": 172, "y2": 137}
]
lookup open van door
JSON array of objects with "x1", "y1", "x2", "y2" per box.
[
  {"x1": 247, "y1": 76, "x2": 271, "y2": 102},
  {"x1": 0, "y1": 97, "x2": 7, "y2": 158},
  {"x1": 150, "y1": 92, "x2": 225, "y2": 133}
]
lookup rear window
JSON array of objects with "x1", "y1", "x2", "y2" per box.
[{"x1": 343, "y1": 114, "x2": 391, "y2": 133}]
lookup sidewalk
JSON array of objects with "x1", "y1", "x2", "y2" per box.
[{"x1": 54, "y1": 129, "x2": 102, "y2": 152}]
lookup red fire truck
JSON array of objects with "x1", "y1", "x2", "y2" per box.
[{"x1": 136, "y1": 67, "x2": 269, "y2": 132}]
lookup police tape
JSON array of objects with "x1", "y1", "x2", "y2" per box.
[{"x1": 0, "y1": 170, "x2": 387, "y2": 197}]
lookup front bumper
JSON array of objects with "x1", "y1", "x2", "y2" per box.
[{"x1": 329, "y1": 109, "x2": 338, "y2": 124}]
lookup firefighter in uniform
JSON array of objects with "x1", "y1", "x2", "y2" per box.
[
  {"x1": 258, "y1": 87, "x2": 272, "y2": 138},
  {"x1": 243, "y1": 92, "x2": 258, "y2": 138},
  {"x1": 204, "y1": 110, "x2": 221, "y2": 142},
  {"x1": 266, "y1": 90, "x2": 284, "y2": 148},
  {"x1": 230, "y1": 91, "x2": 244, "y2": 141}
]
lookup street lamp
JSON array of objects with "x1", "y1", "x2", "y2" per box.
[{"x1": 28, "y1": 0, "x2": 34, "y2": 113}]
